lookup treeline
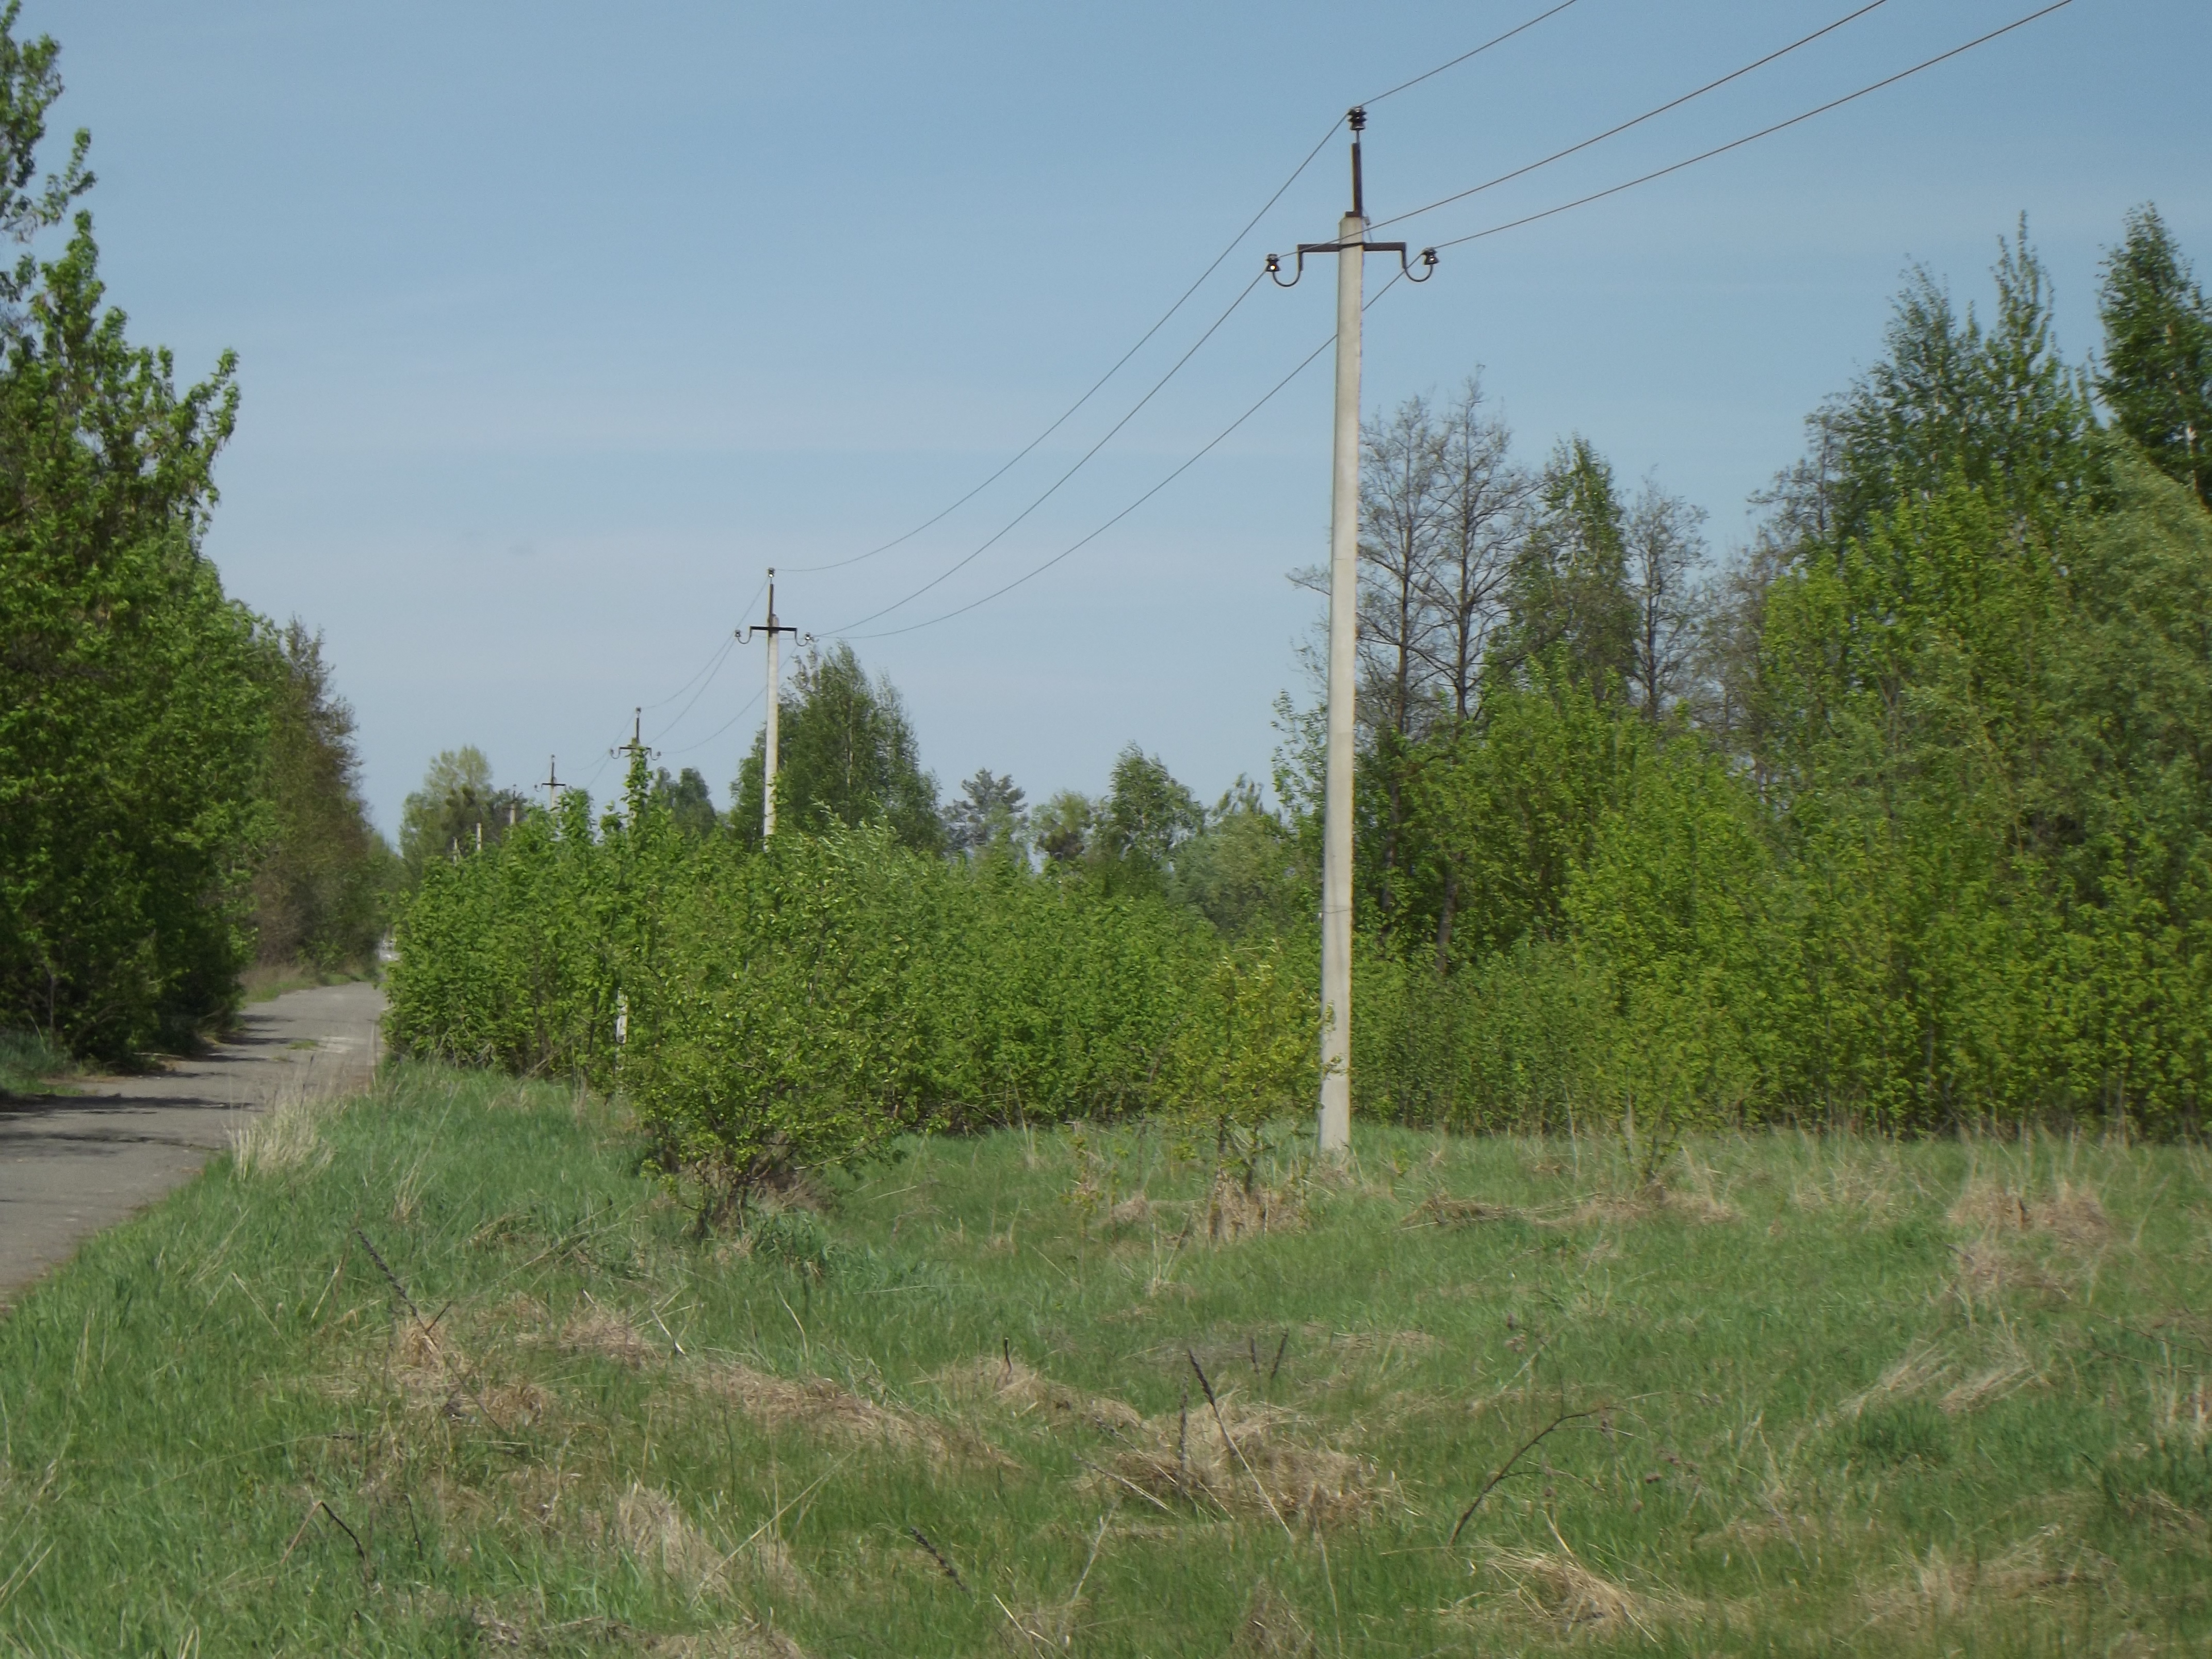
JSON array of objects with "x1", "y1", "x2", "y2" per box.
[
  {"x1": 394, "y1": 206, "x2": 2212, "y2": 1181},
  {"x1": 1344, "y1": 213, "x2": 2212, "y2": 1143},
  {"x1": 0, "y1": 13, "x2": 388, "y2": 1059}
]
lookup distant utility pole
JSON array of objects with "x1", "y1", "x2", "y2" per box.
[
  {"x1": 1268, "y1": 108, "x2": 1435, "y2": 1156},
  {"x1": 539, "y1": 756, "x2": 564, "y2": 813},
  {"x1": 743, "y1": 571, "x2": 803, "y2": 840}
]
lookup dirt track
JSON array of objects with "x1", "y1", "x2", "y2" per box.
[{"x1": 0, "y1": 981, "x2": 384, "y2": 1305}]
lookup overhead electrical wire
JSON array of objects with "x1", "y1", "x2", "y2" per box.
[
  {"x1": 780, "y1": 134, "x2": 1341, "y2": 576},
  {"x1": 1361, "y1": 0, "x2": 1583, "y2": 106},
  {"x1": 1419, "y1": 0, "x2": 2078, "y2": 253},
  {"x1": 850, "y1": 271, "x2": 1411, "y2": 643},
  {"x1": 1364, "y1": 0, "x2": 1893, "y2": 236},
  {"x1": 662, "y1": 682, "x2": 767, "y2": 759},
  {"x1": 646, "y1": 633, "x2": 737, "y2": 745},
  {"x1": 841, "y1": 0, "x2": 2080, "y2": 644},
  {"x1": 825, "y1": 267, "x2": 1270, "y2": 632},
  {"x1": 783, "y1": 0, "x2": 1585, "y2": 578}
]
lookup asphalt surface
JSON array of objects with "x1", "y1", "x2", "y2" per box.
[{"x1": 0, "y1": 980, "x2": 385, "y2": 1306}]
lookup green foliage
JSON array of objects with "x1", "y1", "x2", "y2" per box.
[
  {"x1": 397, "y1": 745, "x2": 529, "y2": 885},
  {"x1": 2099, "y1": 203, "x2": 2212, "y2": 508},
  {"x1": 8, "y1": 1080, "x2": 2209, "y2": 1654},
  {"x1": 1348, "y1": 218, "x2": 2212, "y2": 1141},
  {"x1": 729, "y1": 642, "x2": 941, "y2": 852},
  {"x1": 0, "y1": 89, "x2": 258, "y2": 1055},
  {"x1": 1161, "y1": 941, "x2": 1320, "y2": 1186},
  {"x1": 387, "y1": 769, "x2": 1245, "y2": 1213},
  {"x1": 250, "y1": 620, "x2": 390, "y2": 969},
  {"x1": 650, "y1": 765, "x2": 718, "y2": 838}
]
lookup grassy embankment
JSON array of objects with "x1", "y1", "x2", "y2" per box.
[
  {"x1": 0, "y1": 1065, "x2": 2207, "y2": 1655},
  {"x1": 0, "y1": 1030, "x2": 72, "y2": 1099}
]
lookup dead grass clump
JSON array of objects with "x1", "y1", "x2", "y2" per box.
[
  {"x1": 1574, "y1": 1186, "x2": 1739, "y2": 1226},
  {"x1": 1229, "y1": 1579, "x2": 1316, "y2": 1656},
  {"x1": 633, "y1": 1621, "x2": 810, "y2": 1658},
  {"x1": 600, "y1": 1483, "x2": 728, "y2": 1596},
  {"x1": 1863, "y1": 1527, "x2": 2110, "y2": 1625},
  {"x1": 1839, "y1": 1345, "x2": 1950, "y2": 1421},
  {"x1": 1945, "y1": 1239, "x2": 2067, "y2": 1306},
  {"x1": 1105, "y1": 1193, "x2": 1153, "y2": 1230},
  {"x1": 1407, "y1": 1195, "x2": 1527, "y2": 1228},
  {"x1": 554, "y1": 1305, "x2": 659, "y2": 1368},
  {"x1": 935, "y1": 1355, "x2": 1143, "y2": 1435},
  {"x1": 229, "y1": 1089, "x2": 341, "y2": 1179},
  {"x1": 1207, "y1": 1177, "x2": 1304, "y2": 1242},
  {"x1": 696, "y1": 1361, "x2": 972, "y2": 1462},
  {"x1": 1949, "y1": 1176, "x2": 2112, "y2": 1248},
  {"x1": 1939, "y1": 1361, "x2": 2036, "y2": 1415},
  {"x1": 1409, "y1": 1186, "x2": 1737, "y2": 1230},
  {"x1": 1471, "y1": 1544, "x2": 1667, "y2": 1638},
  {"x1": 1103, "y1": 1396, "x2": 1393, "y2": 1529}
]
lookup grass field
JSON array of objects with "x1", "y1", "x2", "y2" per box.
[
  {"x1": 1, "y1": 1066, "x2": 2207, "y2": 1656},
  {"x1": 0, "y1": 1030, "x2": 72, "y2": 1100}
]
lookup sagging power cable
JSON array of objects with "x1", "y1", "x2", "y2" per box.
[
  {"x1": 1366, "y1": 0, "x2": 1893, "y2": 236},
  {"x1": 1420, "y1": 0, "x2": 2078, "y2": 253}
]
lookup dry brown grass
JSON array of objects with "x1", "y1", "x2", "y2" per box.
[
  {"x1": 1861, "y1": 1526, "x2": 2111, "y2": 1626},
  {"x1": 1409, "y1": 1185, "x2": 1738, "y2": 1230},
  {"x1": 1949, "y1": 1175, "x2": 2112, "y2": 1249},
  {"x1": 1206, "y1": 1176, "x2": 1305, "y2": 1242},
  {"x1": 552, "y1": 1304, "x2": 660, "y2": 1368},
  {"x1": 1098, "y1": 1393, "x2": 1396, "y2": 1529},
  {"x1": 1462, "y1": 1540, "x2": 1676, "y2": 1639},
  {"x1": 693, "y1": 1359, "x2": 996, "y2": 1466},
  {"x1": 934, "y1": 1355, "x2": 1144, "y2": 1436},
  {"x1": 599, "y1": 1483, "x2": 729, "y2": 1597},
  {"x1": 1228, "y1": 1579, "x2": 1318, "y2": 1656}
]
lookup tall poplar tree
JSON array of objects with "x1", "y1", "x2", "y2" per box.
[{"x1": 2099, "y1": 204, "x2": 2212, "y2": 509}]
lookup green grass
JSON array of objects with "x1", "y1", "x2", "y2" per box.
[
  {"x1": 0, "y1": 1029, "x2": 73, "y2": 1099},
  {"x1": 240, "y1": 959, "x2": 377, "y2": 1005},
  {"x1": 2, "y1": 1067, "x2": 2209, "y2": 1655}
]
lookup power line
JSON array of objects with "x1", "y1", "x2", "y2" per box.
[
  {"x1": 785, "y1": 0, "x2": 1587, "y2": 579},
  {"x1": 850, "y1": 270, "x2": 1411, "y2": 643},
  {"x1": 1366, "y1": 0, "x2": 1893, "y2": 236},
  {"x1": 782, "y1": 131, "x2": 1343, "y2": 576},
  {"x1": 1362, "y1": 0, "x2": 1584, "y2": 106},
  {"x1": 662, "y1": 683, "x2": 767, "y2": 759},
  {"x1": 1423, "y1": 0, "x2": 2079, "y2": 252},
  {"x1": 646, "y1": 632, "x2": 736, "y2": 745},
  {"x1": 631, "y1": 570, "x2": 765, "y2": 731},
  {"x1": 827, "y1": 268, "x2": 1270, "y2": 633}
]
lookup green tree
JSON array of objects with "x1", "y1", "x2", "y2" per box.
[
  {"x1": 650, "y1": 766, "x2": 718, "y2": 838},
  {"x1": 1501, "y1": 437, "x2": 1636, "y2": 695},
  {"x1": 729, "y1": 643, "x2": 941, "y2": 853},
  {"x1": 2099, "y1": 204, "x2": 2211, "y2": 509},
  {"x1": 251, "y1": 620, "x2": 389, "y2": 968},
  {"x1": 399, "y1": 747, "x2": 529, "y2": 883},
  {"x1": 0, "y1": 11, "x2": 261, "y2": 1055},
  {"x1": 943, "y1": 768, "x2": 1028, "y2": 860},
  {"x1": 1092, "y1": 745, "x2": 1202, "y2": 897}
]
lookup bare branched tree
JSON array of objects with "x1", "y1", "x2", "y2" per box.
[
  {"x1": 1417, "y1": 377, "x2": 1531, "y2": 721},
  {"x1": 1623, "y1": 477, "x2": 1708, "y2": 720}
]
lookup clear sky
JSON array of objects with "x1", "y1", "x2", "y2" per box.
[{"x1": 43, "y1": 1, "x2": 2210, "y2": 834}]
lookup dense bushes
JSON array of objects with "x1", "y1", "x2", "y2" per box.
[{"x1": 386, "y1": 759, "x2": 1317, "y2": 1207}]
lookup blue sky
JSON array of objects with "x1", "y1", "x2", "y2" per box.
[{"x1": 45, "y1": 1, "x2": 2209, "y2": 833}]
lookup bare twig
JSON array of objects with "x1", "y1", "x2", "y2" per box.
[
  {"x1": 1270, "y1": 1330, "x2": 1289, "y2": 1383},
  {"x1": 1188, "y1": 1350, "x2": 1296, "y2": 1542},
  {"x1": 1449, "y1": 1406, "x2": 1605, "y2": 1543},
  {"x1": 907, "y1": 1526, "x2": 969, "y2": 1595},
  {"x1": 353, "y1": 1228, "x2": 421, "y2": 1322}
]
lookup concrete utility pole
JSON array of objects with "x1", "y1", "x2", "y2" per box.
[
  {"x1": 1267, "y1": 109, "x2": 1435, "y2": 1156},
  {"x1": 743, "y1": 571, "x2": 802, "y2": 840},
  {"x1": 539, "y1": 756, "x2": 563, "y2": 813}
]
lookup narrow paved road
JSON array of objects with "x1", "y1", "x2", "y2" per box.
[{"x1": 0, "y1": 981, "x2": 385, "y2": 1305}]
